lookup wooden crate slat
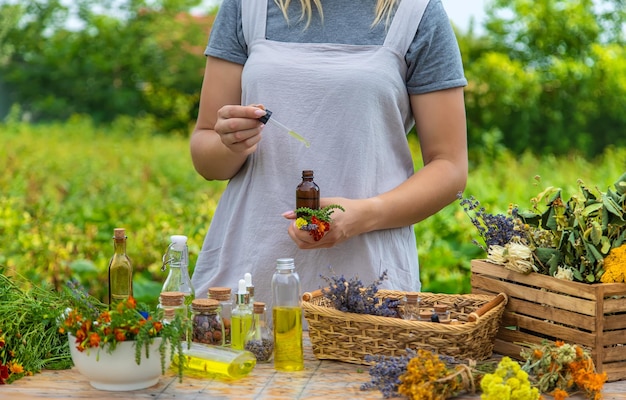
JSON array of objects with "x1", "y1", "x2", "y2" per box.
[
  {"x1": 471, "y1": 261, "x2": 598, "y2": 299},
  {"x1": 605, "y1": 314, "x2": 626, "y2": 331},
  {"x1": 506, "y1": 297, "x2": 596, "y2": 331},
  {"x1": 603, "y1": 346, "x2": 626, "y2": 363},
  {"x1": 471, "y1": 259, "x2": 626, "y2": 382}
]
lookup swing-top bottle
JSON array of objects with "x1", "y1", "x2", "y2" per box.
[{"x1": 161, "y1": 235, "x2": 195, "y2": 307}]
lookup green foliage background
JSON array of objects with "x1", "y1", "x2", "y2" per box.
[{"x1": 2, "y1": 114, "x2": 624, "y2": 306}]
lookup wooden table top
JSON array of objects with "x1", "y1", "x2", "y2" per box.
[{"x1": 4, "y1": 335, "x2": 626, "y2": 399}]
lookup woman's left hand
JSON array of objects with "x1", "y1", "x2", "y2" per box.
[{"x1": 283, "y1": 197, "x2": 374, "y2": 249}]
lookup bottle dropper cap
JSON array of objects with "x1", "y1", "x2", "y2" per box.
[
  {"x1": 236, "y1": 278, "x2": 247, "y2": 305},
  {"x1": 258, "y1": 109, "x2": 272, "y2": 124}
]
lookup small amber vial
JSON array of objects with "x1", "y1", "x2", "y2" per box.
[{"x1": 296, "y1": 170, "x2": 320, "y2": 217}]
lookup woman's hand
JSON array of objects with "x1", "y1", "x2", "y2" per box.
[
  {"x1": 283, "y1": 197, "x2": 377, "y2": 249},
  {"x1": 214, "y1": 104, "x2": 267, "y2": 153}
]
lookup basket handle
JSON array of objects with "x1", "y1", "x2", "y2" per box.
[
  {"x1": 468, "y1": 293, "x2": 507, "y2": 322},
  {"x1": 302, "y1": 289, "x2": 324, "y2": 302}
]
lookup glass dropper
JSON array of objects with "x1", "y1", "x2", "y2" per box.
[{"x1": 258, "y1": 109, "x2": 310, "y2": 148}]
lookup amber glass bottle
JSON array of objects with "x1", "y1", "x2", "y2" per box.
[
  {"x1": 107, "y1": 228, "x2": 133, "y2": 307},
  {"x1": 295, "y1": 170, "x2": 320, "y2": 217}
]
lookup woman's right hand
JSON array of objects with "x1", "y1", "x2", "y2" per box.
[{"x1": 214, "y1": 104, "x2": 268, "y2": 153}]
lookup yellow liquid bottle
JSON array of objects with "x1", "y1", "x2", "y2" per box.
[
  {"x1": 108, "y1": 228, "x2": 132, "y2": 306},
  {"x1": 272, "y1": 306, "x2": 303, "y2": 371},
  {"x1": 172, "y1": 343, "x2": 256, "y2": 379},
  {"x1": 231, "y1": 278, "x2": 252, "y2": 350}
]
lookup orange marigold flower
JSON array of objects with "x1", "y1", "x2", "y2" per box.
[
  {"x1": 88, "y1": 333, "x2": 101, "y2": 348},
  {"x1": 152, "y1": 321, "x2": 163, "y2": 332},
  {"x1": 75, "y1": 329, "x2": 87, "y2": 342},
  {"x1": 99, "y1": 311, "x2": 111, "y2": 323},
  {"x1": 552, "y1": 388, "x2": 568, "y2": 400},
  {"x1": 555, "y1": 340, "x2": 565, "y2": 347},
  {"x1": 127, "y1": 297, "x2": 137, "y2": 308},
  {"x1": 115, "y1": 329, "x2": 126, "y2": 342},
  {"x1": 9, "y1": 362, "x2": 24, "y2": 374},
  {"x1": 533, "y1": 349, "x2": 543, "y2": 359}
]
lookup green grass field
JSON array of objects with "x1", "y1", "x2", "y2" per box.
[{"x1": 2, "y1": 115, "x2": 624, "y2": 305}]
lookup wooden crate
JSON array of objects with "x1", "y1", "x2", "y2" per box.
[{"x1": 471, "y1": 259, "x2": 626, "y2": 382}]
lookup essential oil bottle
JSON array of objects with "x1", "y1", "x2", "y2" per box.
[{"x1": 271, "y1": 258, "x2": 304, "y2": 371}]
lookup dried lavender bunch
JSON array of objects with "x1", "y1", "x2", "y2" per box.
[
  {"x1": 320, "y1": 270, "x2": 399, "y2": 317},
  {"x1": 360, "y1": 349, "x2": 416, "y2": 398},
  {"x1": 458, "y1": 192, "x2": 525, "y2": 250}
]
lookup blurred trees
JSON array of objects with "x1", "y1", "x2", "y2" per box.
[
  {"x1": 459, "y1": 0, "x2": 626, "y2": 158},
  {"x1": 0, "y1": 0, "x2": 212, "y2": 135},
  {"x1": 1, "y1": 0, "x2": 625, "y2": 155}
]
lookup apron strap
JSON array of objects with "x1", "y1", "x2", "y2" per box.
[
  {"x1": 242, "y1": 0, "x2": 268, "y2": 47},
  {"x1": 384, "y1": 0, "x2": 431, "y2": 55}
]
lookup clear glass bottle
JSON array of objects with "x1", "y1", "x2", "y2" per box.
[
  {"x1": 296, "y1": 170, "x2": 320, "y2": 217},
  {"x1": 401, "y1": 292, "x2": 421, "y2": 321},
  {"x1": 208, "y1": 286, "x2": 233, "y2": 346},
  {"x1": 161, "y1": 235, "x2": 195, "y2": 308},
  {"x1": 231, "y1": 279, "x2": 253, "y2": 350},
  {"x1": 272, "y1": 257, "x2": 304, "y2": 371},
  {"x1": 173, "y1": 342, "x2": 257, "y2": 380},
  {"x1": 158, "y1": 291, "x2": 187, "y2": 324},
  {"x1": 108, "y1": 228, "x2": 133, "y2": 307},
  {"x1": 191, "y1": 298, "x2": 225, "y2": 346},
  {"x1": 244, "y1": 302, "x2": 274, "y2": 363}
]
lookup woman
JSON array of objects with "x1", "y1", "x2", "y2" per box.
[{"x1": 190, "y1": 0, "x2": 468, "y2": 308}]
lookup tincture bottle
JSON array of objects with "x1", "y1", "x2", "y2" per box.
[
  {"x1": 401, "y1": 292, "x2": 421, "y2": 321},
  {"x1": 173, "y1": 342, "x2": 257, "y2": 380},
  {"x1": 161, "y1": 235, "x2": 195, "y2": 308},
  {"x1": 108, "y1": 228, "x2": 133, "y2": 307},
  {"x1": 231, "y1": 279, "x2": 253, "y2": 350},
  {"x1": 244, "y1": 302, "x2": 274, "y2": 363},
  {"x1": 191, "y1": 298, "x2": 225, "y2": 346},
  {"x1": 296, "y1": 170, "x2": 320, "y2": 217},
  {"x1": 208, "y1": 287, "x2": 233, "y2": 346},
  {"x1": 158, "y1": 291, "x2": 187, "y2": 324},
  {"x1": 272, "y1": 258, "x2": 304, "y2": 371}
]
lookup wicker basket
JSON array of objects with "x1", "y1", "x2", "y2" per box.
[{"x1": 301, "y1": 290, "x2": 507, "y2": 365}]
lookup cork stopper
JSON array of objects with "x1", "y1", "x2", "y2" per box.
[
  {"x1": 208, "y1": 287, "x2": 232, "y2": 302},
  {"x1": 191, "y1": 298, "x2": 220, "y2": 312},
  {"x1": 434, "y1": 303, "x2": 449, "y2": 313},
  {"x1": 252, "y1": 302, "x2": 266, "y2": 314},
  {"x1": 405, "y1": 292, "x2": 420, "y2": 304},
  {"x1": 160, "y1": 291, "x2": 184, "y2": 306},
  {"x1": 113, "y1": 228, "x2": 126, "y2": 240}
]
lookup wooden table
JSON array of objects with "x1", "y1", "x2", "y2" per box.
[{"x1": 4, "y1": 335, "x2": 626, "y2": 399}]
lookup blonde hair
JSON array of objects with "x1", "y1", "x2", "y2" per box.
[{"x1": 273, "y1": 0, "x2": 398, "y2": 28}]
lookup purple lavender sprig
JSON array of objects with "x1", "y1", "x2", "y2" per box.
[
  {"x1": 360, "y1": 349, "x2": 416, "y2": 398},
  {"x1": 457, "y1": 192, "x2": 524, "y2": 251},
  {"x1": 320, "y1": 269, "x2": 399, "y2": 317}
]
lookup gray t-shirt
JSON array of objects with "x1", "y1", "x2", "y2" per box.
[{"x1": 206, "y1": 0, "x2": 467, "y2": 94}]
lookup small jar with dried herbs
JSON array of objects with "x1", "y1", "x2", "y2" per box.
[{"x1": 191, "y1": 298, "x2": 225, "y2": 346}]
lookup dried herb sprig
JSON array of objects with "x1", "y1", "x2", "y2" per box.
[{"x1": 320, "y1": 269, "x2": 399, "y2": 317}]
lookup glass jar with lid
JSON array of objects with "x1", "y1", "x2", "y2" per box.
[
  {"x1": 208, "y1": 287, "x2": 233, "y2": 345},
  {"x1": 400, "y1": 292, "x2": 421, "y2": 321},
  {"x1": 191, "y1": 298, "x2": 225, "y2": 346}
]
